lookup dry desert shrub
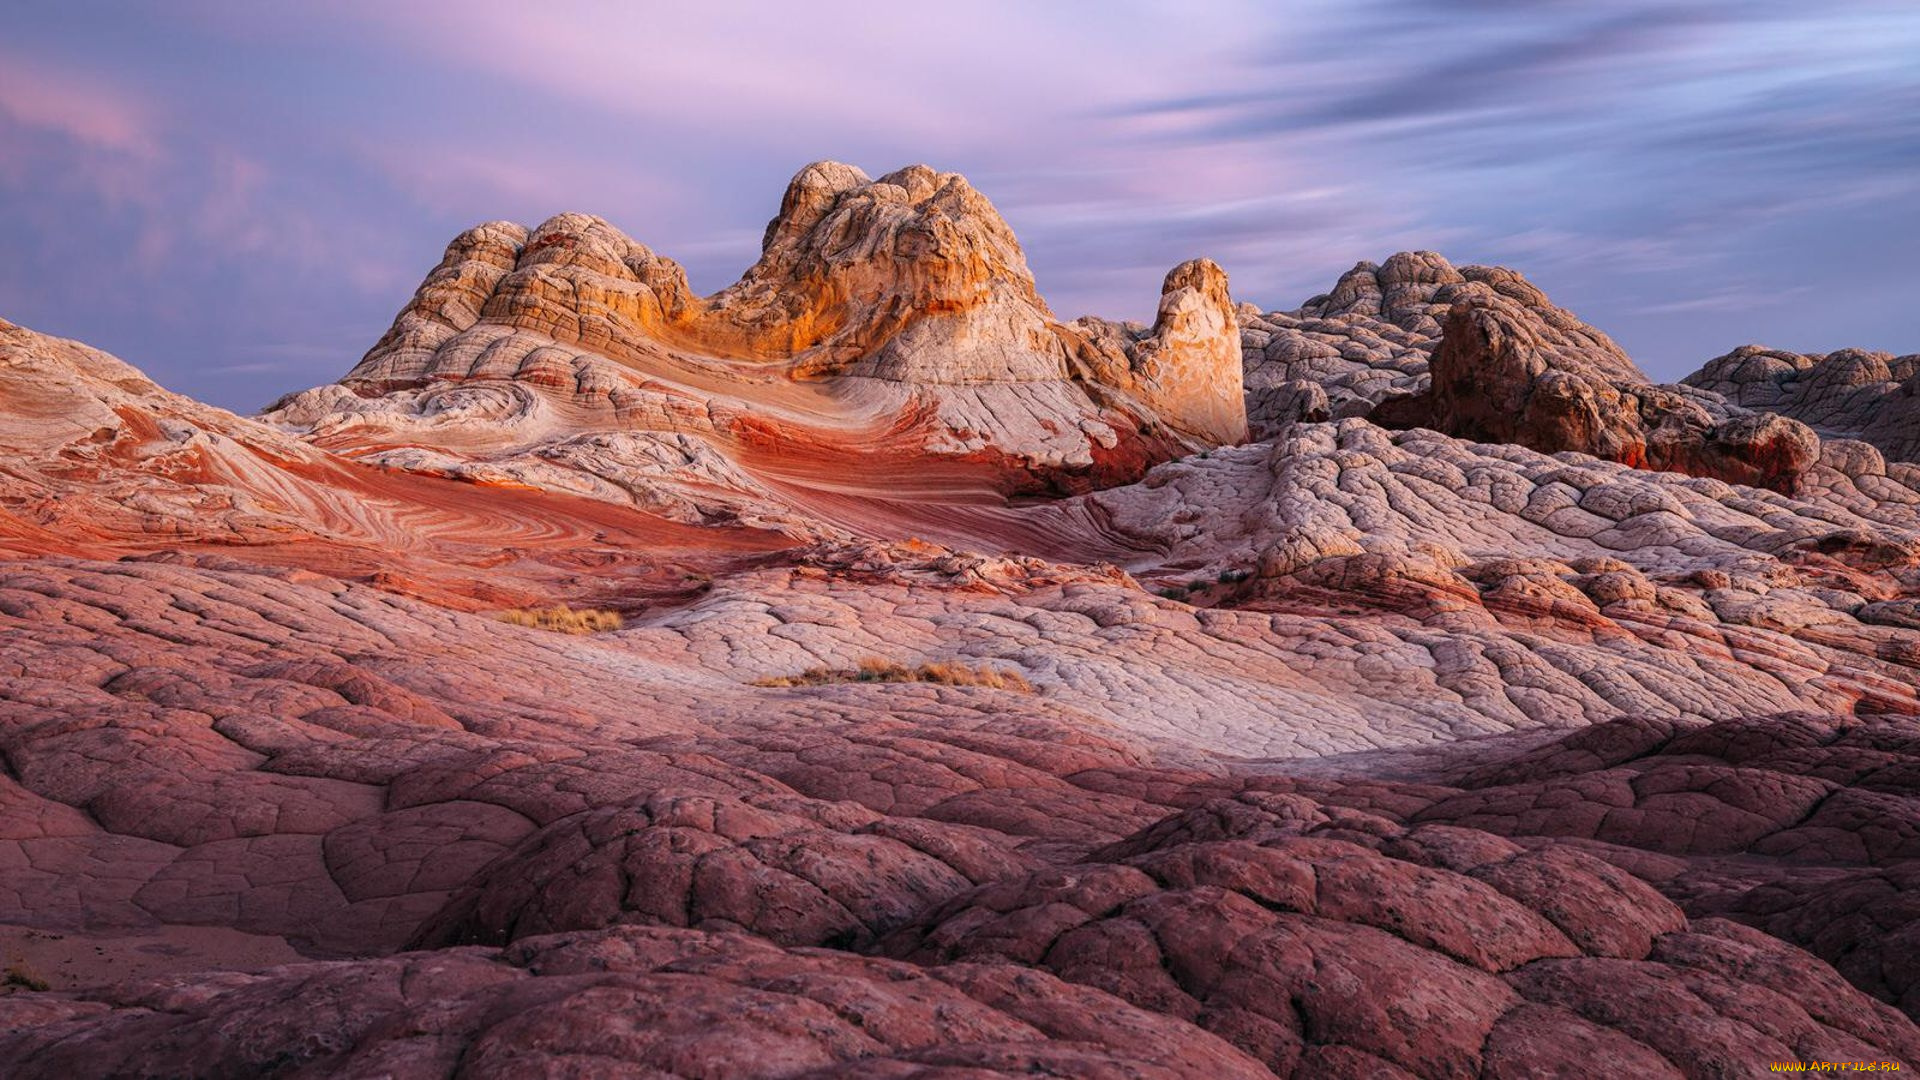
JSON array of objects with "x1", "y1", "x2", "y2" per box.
[
  {"x1": 3, "y1": 960, "x2": 49, "y2": 992},
  {"x1": 497, "y1": 606, "x2": 624, "y2": 635},
  {"x1": 756, "y1": 657, "x2": 1032, "y2": 692}
]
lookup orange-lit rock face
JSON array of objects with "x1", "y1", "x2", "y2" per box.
[{"x1": 290, "y1": 162, "x2": 1246, "y2": 523}]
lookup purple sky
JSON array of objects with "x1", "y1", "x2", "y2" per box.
[{"x1": 2, "y1": 2, "x2": 1917, "y2": 411}]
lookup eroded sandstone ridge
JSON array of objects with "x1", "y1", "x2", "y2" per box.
[
  {"x1": 264, "y1": 162, "x2": 1246, "y2": 532},
  {"x1": 1, "y1": 166, "x2": 1917, "y2": 1077},
  {"x1": 1687, "y1": 344, "x2": 1920, "y2": 465},
  {"x1": 1242, "y1": 251, "x2": 1826, "y2": 494}
]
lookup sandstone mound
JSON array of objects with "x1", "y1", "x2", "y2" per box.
[
  {"x1": 1371, "y1": 281, "x2": 1823, "y2": 492},
  {"x1": 882, "y1": 799, "x2": 1919, "y2": 1075},
  {"x1": 1241, "y1": 255, "x2": 1828, "y2": 494},
  {"x1": 0, "y1": 926, "x2": 1275, "y2": 1078},
  {"x1": 1, "y1": 535, "x2": 1917, "y2": 1073},
  {"x1": 265, "y1": 163, "x2": 1247, "y2": 524},
  {"x1": 0, "y1": 318, "x2": 794, "y2": 609},
  {"x1": 1687, "y1": 344, "x2": 1920, "y2": 464},
  {"x1": 1239, "y1": 252, "x2": 1640, "y2": 434},
  {"x1": 0, "y1": 316, "x2": 340, "y2": 549}
]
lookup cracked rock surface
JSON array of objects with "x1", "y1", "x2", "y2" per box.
[
  {"x1": 2, "y1": 165, "x2": 1917, "y2": 1076},
  {"x1": 1686, "y1": 345, "x2": 1920, "y2": 464}
]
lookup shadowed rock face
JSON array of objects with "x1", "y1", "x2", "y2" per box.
[
  {"x1": 2, "y1": 177, "x2": 1919, "y2": 1075},
  {"x1": 1242, "y1": 253, "x2": 1828, "y2": 495},
  {"x1": 1371, "y1": 281, "x2": 1822, "y2": 493},
  {"x1": 1686, "y1": 344, "x2": 1920, "y2": 465},
  {"x1": 1236, "y1": 251, "x2": 1617, "y2": 433}
]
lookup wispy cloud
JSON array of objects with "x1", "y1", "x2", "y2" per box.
[{"x1": 0, "y1": 50, "x2": 158, "y2": 157}]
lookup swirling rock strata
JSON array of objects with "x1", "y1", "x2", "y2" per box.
[{"x1": 267, "y1": 163, "x2": 1247, "y2": 520}]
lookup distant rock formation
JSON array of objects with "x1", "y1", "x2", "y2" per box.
[
  {"x1": 1242, "y1": 253, "x2": 1817, "y2": 494},
  {"x1": 1686, "y1": 344, "x2": 1920, "y2": 464},
  {"x1": 1240, "y1": 251, "x2": 1481, "y2": 434},
  {"x1": 269, "y1": 163, "x2": 1246, "y2": 514},
  {"x1": 1372, "y1": 284, "x2": 1822, "y2": 493}
]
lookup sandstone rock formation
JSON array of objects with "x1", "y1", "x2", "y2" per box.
[
  {"x1": 1241, "y1": 254, "x2": 1828, "y2": 495},
  {"x1": 0, "y1": 317, "x2": 800, "y2": 612},
  {"x1": 1240, "y1": 252, "x2": 1448, "y2": 434},
  {"x1": 266, "y1": 163, "x2": 1247, "y2": 526},
  {"x1": 1, "y1": 547, "x2": 1916, "y2": 1075},
  {"x1": 1236, "y1": 250, "x2": 1602, "y2": 432},
  {"x1": 1, "y1": 170, "x2": 1917, "y2": 1075},
  {"x1": 1373, "y1": 285, "x2": 1823, "y2": 493},
  {"x1": 1686, "y1": 344, "x2": 1920, "y2": 464}
]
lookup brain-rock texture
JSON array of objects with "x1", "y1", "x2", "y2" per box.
[
  {"x1": 1371, "y1": 280, "x2": 1822, "y2": 493},
  {"x1": 1237, "y1": 251, "x2": 1626, "y2": 434},
  {"x1": 2, "y1": 167, "x2": 1918, "y2": 1076},
  {"x1": 1687, "y1": 344, "x2": 1920, "y2": 464},
  {"x1": 2, "y1": 549, "x2": 1917, "y2": 1075},
  {"x1": 0, "y1": 927, "x2": 1276, "y2": 1079},
  {"x1": 1242, "y1": 253, "x2": 1826, "y2": 495},
  {"x1": 263, "y1": 161, "x2": 1247, "y2": 530}
]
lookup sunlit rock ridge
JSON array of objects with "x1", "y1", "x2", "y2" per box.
[{"x1": 264, "y1": 162, "x2": 1247, "y2": 538}]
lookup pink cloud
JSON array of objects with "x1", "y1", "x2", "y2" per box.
[{"x1": 0, "y1": 51, "x2": 159, "y2": 157}]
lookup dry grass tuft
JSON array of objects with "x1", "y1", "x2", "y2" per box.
[
  {"x1": 3, "y1": 960, "x2": 49, "y2": 992},
  {"x1": 756, "y1": 657, "x2": 1033, "y2": 692},
  {"x1": 498, "y1": 606, "x2": 624, "y2": 635}
]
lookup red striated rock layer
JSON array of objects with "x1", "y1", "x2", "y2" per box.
[
  {"x1": 0, "y1": 317, "x2": 804, "y2": 616},
  {"x1": 263, "y1": 163, "x2": 1246, "y2": 526}
]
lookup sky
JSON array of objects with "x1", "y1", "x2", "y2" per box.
[{"x1": 1, "y1": 1, "x2": 1916, "y2": 412}]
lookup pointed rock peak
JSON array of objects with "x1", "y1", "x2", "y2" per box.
[
  {"x1": 758, "y1": 161, "x2": 1015, "y2": 262},
  {"x1": 872, "y1": 163, "x2": 948, "y2": 203},
  {"x1": 720, "y1": 160, "x2": 1045, "y2": 345},
  {"x1": 1131, "y1": 258, "x2": 1247, "y2": 446},
  {"x1": 444, "y1": 221, "x2": 531, "y2": 265},
  {"x1": 747, "y1": 160, "x2": 1031, "y2": 291},
  {"x1": 1307, "y1": 251, "x2": 1468, "y2": 334},
  {"x1": 521, "y1": 212, "x2": 652, "y2": 264},
  {"x1": 1159, "y1": 258, "x2": 1231, "y2": 314},
  {"x1": 1299, "y1": 252, "x2": 1618, "y2": 348}
]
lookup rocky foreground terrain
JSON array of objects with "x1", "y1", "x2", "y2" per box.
[{"x1": 2, "y1": 162, "x2": 1917, "y2": 1077}]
